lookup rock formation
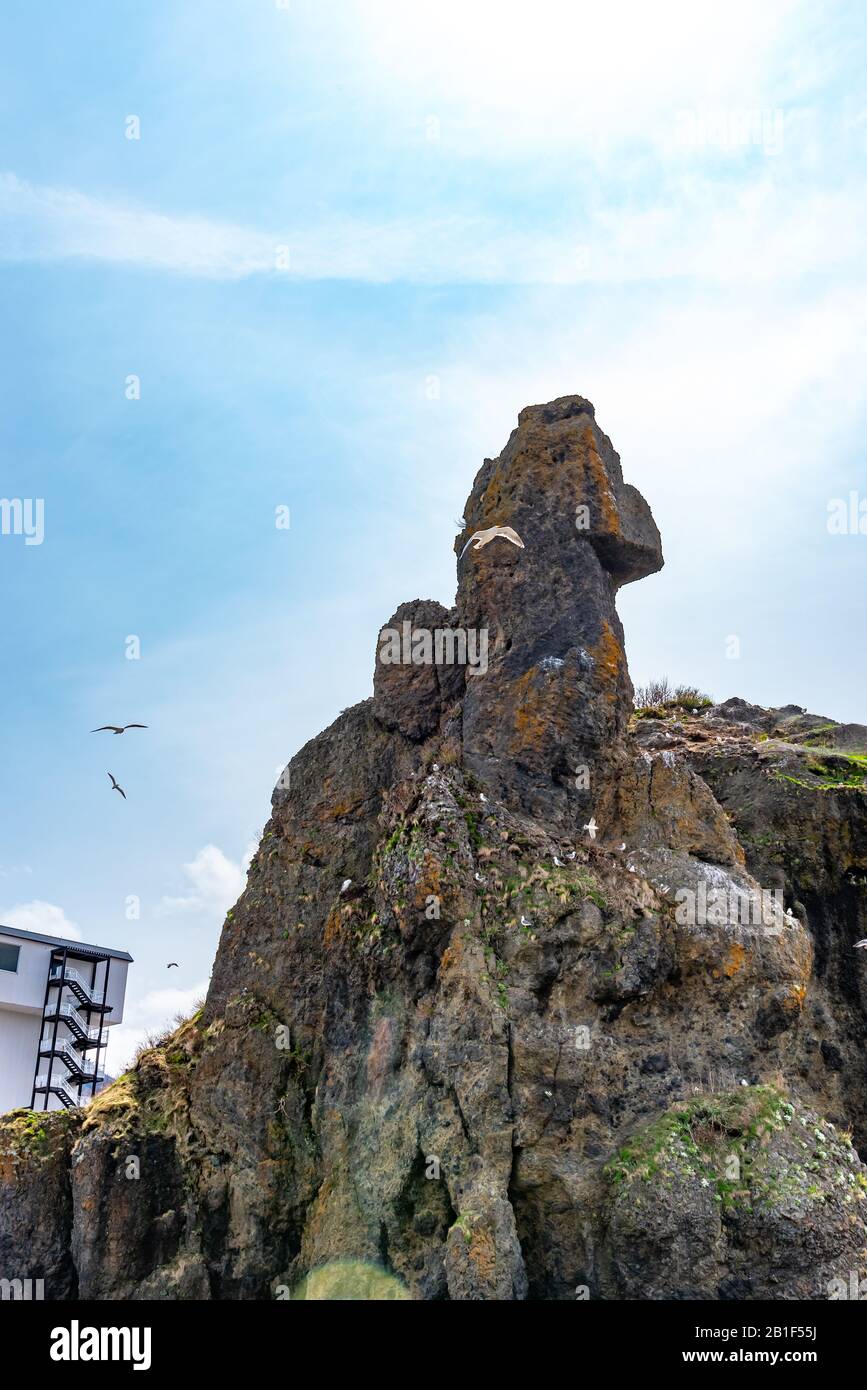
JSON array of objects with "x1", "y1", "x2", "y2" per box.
[
  {"x1": 2, "y1": 395, "x2": 867, "y2": 1301},
  {"x1": 455, "y1": 396, "x2": 662, "y2": 821}
]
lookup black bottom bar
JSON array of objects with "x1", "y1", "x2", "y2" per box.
[{"x1": 3, "y1": 1296, "x2": 863, "y2": 1376}]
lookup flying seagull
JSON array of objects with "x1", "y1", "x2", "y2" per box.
[
  {"x1": 92, "y1": 724, "x2": 148, "y2": 735},
  {"x1": 459, "y1": 525, "x2": 525, "y2": 561},
  {"x1": 854, "y1": 939, "x2": 867, "y2": 949},
  {"x1": 166, "y1": 962, "x2": 178, "y2": 968},
  {"x1": 107, "y1": 772, "x2": 126, "y2": 800},
  {"x1": 583, "y1": 818, "x2": 598, "y2": 840}
]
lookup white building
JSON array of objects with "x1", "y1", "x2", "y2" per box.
[{"x1": 0, "y1": 924, "x2": 132, "y2": 1114}]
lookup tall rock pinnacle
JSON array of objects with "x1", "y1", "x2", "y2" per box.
[{"x1": 455, "y1": 396, "x2": 663, "y2": 819}]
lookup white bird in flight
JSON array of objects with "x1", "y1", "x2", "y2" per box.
[
  {"x1": 583, "y1": 818, "x2": 598, "y2": 840},
  {"x1": 459, "y1": 525, "x2": 525, "y2": 561},
  {"x1": 854, "y1": 939, "x2": 867, "y2": 949},
  {"x1": 107, "y1": 772, "x2": 126, "y2": 800}
]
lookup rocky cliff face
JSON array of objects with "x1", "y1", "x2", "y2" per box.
[{"x1": 3, "y1": 396, "x2": 867, "y2": 1301}]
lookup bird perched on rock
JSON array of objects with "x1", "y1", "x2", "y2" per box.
[
  {"x1": 107, "y1": 772, "x2": 126, "y2": 799},
  {"x1": 459, "y1": 525, "x2": 525, "y2": 560},
  {"x1": 92, "y1": 724, "x2": 148, "y2": 735}
]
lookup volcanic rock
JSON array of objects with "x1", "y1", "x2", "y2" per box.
[{"x1": 2, "y1": 397, "x2": 866, "y2": 1303}]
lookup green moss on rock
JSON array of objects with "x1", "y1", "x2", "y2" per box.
[{"x1": 605, "y1": 1085, "x2": 866, "y2": 1214}]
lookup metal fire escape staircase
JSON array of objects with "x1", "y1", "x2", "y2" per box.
[{"x1": 32, "y1": 953, "x2": 112, "y2": 1110}]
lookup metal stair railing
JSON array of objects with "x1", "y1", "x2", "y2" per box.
[
  {"x1": 39, "y1": 1037, "x2": 104, "y2": 1081},
  {"x1": 48, "y1": 963, "x2": 111, "y2": 1011},
  {"x1": 33, "y1": 1074, "x2": 79, "y2": 1110},
  {"x1": 42, "y1": 1002, "x2": 108, "y2": 1047}
]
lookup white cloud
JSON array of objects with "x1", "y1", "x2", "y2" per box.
[
  {"x1": 105, "y1": 981, "x2": 208, "y2": 1076},
  {"x1": 334, "y1": 0, "x2": 803, "y2": 159},
  {"x1": 349, "y1": 269, "x2": 867, "y2": 689},
  {"x1": 0, "y1": 172, "x2": 279, "y2": 279},
  {"x1": 1, "y1": 167, "x2": 864, "y2": 286},
  {"x1": 0, "y1": 3, "x2": 850, "y2": 291},
  {"x1": 375, "y1": 278, "x2": 867, "y2": 521},
  {"x1": 0, "y1": 900, "x2": 82, "y2": 941},
  {"x1": 156, "y1": 842, "x2": 255, "y2": 918}
]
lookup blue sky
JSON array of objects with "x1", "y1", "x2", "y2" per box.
[{"x1": 1, "y1": 0, "x2": 865, "y2": 1069}]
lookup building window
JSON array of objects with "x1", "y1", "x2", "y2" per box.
[{"x1": 0, "y1": 944, "x2": 20, "y2": 973}]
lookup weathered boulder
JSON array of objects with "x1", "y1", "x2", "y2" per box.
[
  {"x1": 602, "y1": 1087, "x2": 867, "y2": 1300},
  {"x1": 373, "y1": 599, "x2": 465, "y2": 741}
]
